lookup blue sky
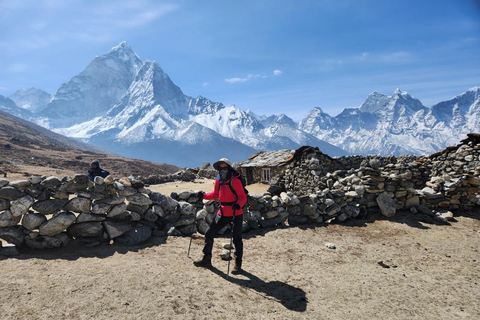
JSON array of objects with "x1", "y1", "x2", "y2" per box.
[{"x1": 1, "y1": 0, "x2": 479, "y2": 119}]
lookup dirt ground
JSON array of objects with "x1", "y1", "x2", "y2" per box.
[{"x1": 1, "y1": 183, "x2": 479, "y2": 319}]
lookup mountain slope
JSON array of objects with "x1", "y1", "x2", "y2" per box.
[
  {"x1": 0, "y1": 95, "x2": 33, "y2": 120},
  {"x1": 0, "y1": 110, "x2": 179, "y2": 177}
]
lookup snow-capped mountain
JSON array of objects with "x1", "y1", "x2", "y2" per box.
[
  {"x1": 57, "y1": 60, "x2": 257, "y2": 167},
  {"x1": 189, "y1": 97, "x2": 346, "y2": 155},
  {"x1": 299, "y1": 87, "x2": 480, "y2": 155},
  {"x1": 54, "y1": 56, "x2": 346, "y2": 167},
  {"x1": 5, "y1": 41, "x2": 478, "y2": 167},
  {"x1": 39, "y1": 41, "x2": 143, "y2": 128},
  {"x1": 0, "y1": 95, "x2": 33, "y2": 120},
  {"x1": 8, "y1": 88, "x2": 51, "y2": 113}
]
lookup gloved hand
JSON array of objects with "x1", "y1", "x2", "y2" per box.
[
  {"x1": 233, "y1": 203, "x2": 241, "y2": 210},
  {"x1": 197, "y1": 191, "x2": 204, "y2": 201}
]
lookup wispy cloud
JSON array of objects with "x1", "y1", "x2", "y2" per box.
[
  {"x1": 225, "y1": 73, "x2": 268, "y2": 84},
  {"x1": 202, "y1": 82, "x2": 210, "y2": 87},
  {"x1": 273, "y1": 69, "x2": 282, "y2": 76},
  {"x1": 225, "y1": 77, "x2": 249, "y2": 84}
]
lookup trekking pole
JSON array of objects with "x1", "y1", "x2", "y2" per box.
[
  {"x1": 187, "y1": 234, "x2": 193, "y2": 258},
  {"x1": 227, "y1": 213, "x2": 235, "y2": 278}
]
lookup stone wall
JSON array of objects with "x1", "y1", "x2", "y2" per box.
[
  {"x1": 1, "y1": 134, "x2": 479, "y2": 256},
  {"x1": 270, "y1": 134, "x2": 480, "y2": 219}
]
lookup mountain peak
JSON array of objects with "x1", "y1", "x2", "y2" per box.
[
  {"x1": 360, "y1": 91, "x2": 389, "y2": 113},
  {"x1": 110, "y1": 41, "x2": 132, "y2": 52},
  {"x1": 392, "y1": 88, "x2": 411, "y2": 97},
  {"x1": 312, "y1": 107, "x2": 325, "y2": 114},
  {"x1": 98, "y1": 41, "x2": 141, "y2": 64},
  {"x1": 8, "y1": 87, "x2": 51, "y2": 113}
]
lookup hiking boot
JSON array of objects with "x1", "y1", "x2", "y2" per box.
[
  {"x1": 193, "y1": 254, "x2": 212, "y2": 268},
  {"x1": 231, "y1": 260, "x2": 242, "y2": 274}
]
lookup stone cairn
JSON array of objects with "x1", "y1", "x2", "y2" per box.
[{"x1": 1, "y1": 135, "x2": 479, "y2": 256}]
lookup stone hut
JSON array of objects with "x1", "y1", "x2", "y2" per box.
[{"x1": 237, "y1": 149, "x2": 295, "y2": 184}]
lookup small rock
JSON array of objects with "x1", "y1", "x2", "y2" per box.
[
  {"x1": 94, "y1": 176, "x2": 104, "y2": 185},
  {"x1": 325, "y1": 243, "x2": 336, "y2": 249},
  {"x1": 220, "y1": 249, "x2": 232, "y2": 260},
  {"x1": 222, "y1": 242, "x2": 233, "y2": 250},
  {"x1": 103, "y1": 175, "x2": 114, "y2": 185},
  {"x1": 119, "y1": 177, "x2": 132, "y2": 187}
]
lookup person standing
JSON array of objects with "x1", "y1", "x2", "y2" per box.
[
  {"x1": 87, "y1": 159, "x2": 110, "y2": 182},
  {"x1": 194, "y1": 158, "x2": 247, "y2": 274}
]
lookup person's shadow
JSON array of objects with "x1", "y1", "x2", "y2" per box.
[{"x1": 209, "y1": 266, "x2": 308, "y2": 312}]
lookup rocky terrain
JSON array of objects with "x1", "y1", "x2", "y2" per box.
[{"x1": 0, "y1": 110, "x2": 180, "y2": 179}]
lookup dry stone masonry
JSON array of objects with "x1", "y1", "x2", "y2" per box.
[{"x1": 1, "y1": 134, "x2": 479, "y2": 256}]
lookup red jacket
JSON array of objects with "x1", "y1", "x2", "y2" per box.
[{"x1": 204, "y1": 173, "x2": 247, "y2": 217}]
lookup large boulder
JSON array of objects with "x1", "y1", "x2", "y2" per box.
[
  {"x1": 40, "y1": 176, "x2": 62, "y2": 190},
  {"x1": 73, "y1": 174, "x2": 89, "y2": 184},
  {"x1": 0, "y1": 187, "x2": 25, "y2": 200},
  {"x1": 91, "y1": 203, "x2": 111, "y2": 214},
  {"x1": 68, "y1": 222, "x2": 104, "y2": 238},
  {"x1": 33, "y1": 199, "x2": 69, "y2": 215},
  {"x1": 127, "y1": 193, "x2": 153, "y2": 206},
  {"x1": 76, "y1": 213, "x2": 106, "y2": 223},
  {"x1": 376, "y1": 193, "x2": 396, "y2": 217},
  {"x1": 178, "y1": 201, "x2": 195, "y2": 216},
  {"x1": 39, "y1": 212, "x2": 76, "y2": 236},
  {"x1": 107, "y1": 203, "x2": 128, "y2": 219},
  {"x1": 115, "y1": 226, "x2": 152, "y2": 245},
  {"x1": 102, "y1": 221, "x2": 133, "y2": 239},
  {"x1": 22, "y1": 212, "x2": 47, "y2": 230},
  {"x1": 149, "y1": 192, "x2": 178, "y2": 211},
  {"x1": 58, "y1": 183, "x2": 88, "y2": 193},
  {"x1": 28, "y1": 176, "x2": 43, "y2": 185},
  {"x1": 65, "y1": 197, "x2": 91, "y2": 213},
  {"x1": 24, "y1": 232, "x2": 70, "y2": 249},
  {"x1": 118, "y1": 187, "x2": 137, "y2": 197},
  {"x1": 0, "y1": 226, "x2": 26, "y2": 246},
  {"x1": 10, "y1": 195, "x2": 34, "y2": 217},
  {"x1": 0, "y1": 210, "x2": 21, "y2": 227},
  {"x1": 9, "y1": 180, "x2": 31, "y2": 190},
  {"x1": 173, "y1": 215, "x2": 195, "y2": 227},
  {"x1": 96, "y1": 196, "x2": 125, "y2": 205}
]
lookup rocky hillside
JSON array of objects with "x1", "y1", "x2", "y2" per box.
[{"x1": 0, "y1": 111, "x2": 180, "y2": 178}]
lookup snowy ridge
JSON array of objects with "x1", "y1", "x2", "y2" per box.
[{"x1": 299, "y1": 87, "x2": 480, "y2": 156}]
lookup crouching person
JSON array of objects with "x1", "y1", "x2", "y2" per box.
[{"x1": 194, "y1": 158, "x2": 247, "y2": 274}]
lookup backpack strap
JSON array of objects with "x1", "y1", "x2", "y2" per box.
[{"x1": 217, "y1": 177, "x2": 239, "y2": 217}]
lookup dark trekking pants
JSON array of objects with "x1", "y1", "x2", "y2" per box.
[{"x1": 203, "y1": 214, "x2": 243, "y2": 262}]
